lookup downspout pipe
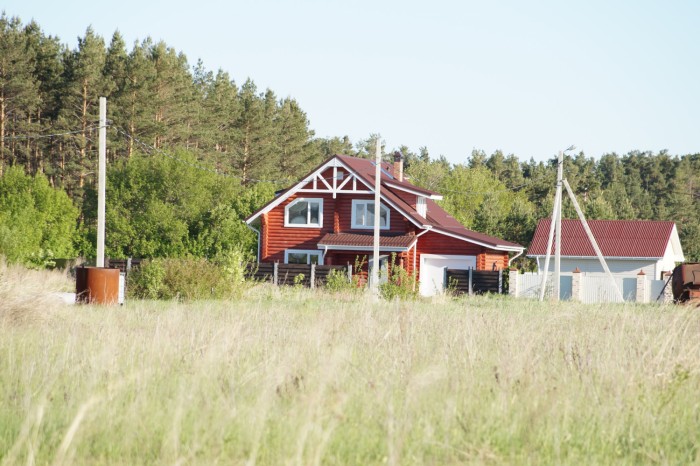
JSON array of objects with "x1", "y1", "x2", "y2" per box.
[
  {"x1": 508, "y1": 249, "x2": 524, "y2": 267},
  {"x1": 245, "y1": 222, "x2": 261, "y2": 263},
  {"x1": 411, "y1": 227, "x2": 433, "y2": 289}
]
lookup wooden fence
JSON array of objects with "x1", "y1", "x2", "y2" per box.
[
  {"x1": 106, "y1": 258, "x2": 143, "y2": 274},
  {"x1": 245, "y1": 263, "x2": 353, "y2": 288},
  {"x1": 445, "y1": 269, "x2": 504, "y2": 295}
]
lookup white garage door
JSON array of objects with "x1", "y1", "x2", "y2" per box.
[{"x1": 419, "y1": 254, "x2": 477, "y2": 296}]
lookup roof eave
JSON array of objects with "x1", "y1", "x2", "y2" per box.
[
  {"x1": 317, "y1": 244, "x2": 411, "y2": 252},
  {"x1": 526, "y1": 254, "x2": 664, "y2": 260},
  {"x1": 431, "y1": 227, "x2": 524, "y2": 252}
]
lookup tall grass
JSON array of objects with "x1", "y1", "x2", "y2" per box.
[{"x1": 0, "y1": 269, "x2": 699, "y2": 465}]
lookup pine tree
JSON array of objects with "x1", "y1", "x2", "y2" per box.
[
  {"x1": 0, "y1": 14, "x2": 40, "y2": 175},
  {"x1": 23, "y1": 20, "x2": 64, "y2": 180},
  {"x1": 275, "y1": 97, "x2": 315, "y2": 179},
  {"x1": 57, "y1": 26, "x2": 107, "y2": 199},
  {"x1": 148, "y1": 41, "x2": 196, "y2": 150},
  {"x1": 232, "y1": 80, "x2": 277, "y2": 183},
  {"x1": 103, "y1": 31, "x2": 129, "y2": 160}
]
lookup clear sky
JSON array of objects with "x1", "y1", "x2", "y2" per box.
[{"x1": 5, "y1": 0, "x2": 700, "y2": 163}]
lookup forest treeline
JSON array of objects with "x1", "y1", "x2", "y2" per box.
[{"x1": 0, "y1": 13, "x2": 698, "y2": 267}]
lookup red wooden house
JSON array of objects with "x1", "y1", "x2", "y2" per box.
[{"x1": 245, "y1": 154, "x2": 524, "y2": 295}]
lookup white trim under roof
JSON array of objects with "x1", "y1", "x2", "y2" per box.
[
  {"x1": 246, "y1": 156, "x2": 430, "y2": 230},
  {"x1": 431, "y1": 227, "x2": 524, "y2": 253},
  {"x1": 383, "y1": 181, "x2": 443, "y2": 200},
  {"x1": 246, "y1": 157, "x2": 371, "y2": 223},
  {"x1": 246, "y1": 156, "x2": 430, "y2": 231}
]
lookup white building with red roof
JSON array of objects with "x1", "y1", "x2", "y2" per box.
[
  {"x1": 527, "y1": 219, "x2": 685, "y2": 279},
  {"x1": 245, "y1": 153, "x2": 524, "y2": 295}
]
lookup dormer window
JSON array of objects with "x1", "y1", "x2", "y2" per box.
[
  {"x1": 416, "y1": 196, "x2": 427, "y2": 218},
  {"x1": 285, "y1": 198, "x2": 323, "y2": 227},
  {"x1": 352, "y1": 200, "x2": 390, "y2": 230}
]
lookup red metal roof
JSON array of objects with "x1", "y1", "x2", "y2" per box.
[
  {"x1": 318, "y1": 233, "x2": 416, "y2": 250},
  {"x1": 528, "y1": 219, "x2": 676, "y2": 258}
]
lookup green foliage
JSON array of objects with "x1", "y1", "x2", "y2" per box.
[
  {"x1": 323, "y1": 268, "x2": 356, "y2": 293},
  {"x1": 127, "y1": 256, "x2": 244, "y2": 301},
  {"x1": 379, "y1": 254, "x2": 418, "y2": 300},
  {"x1": 0, "y1": 166, "x2": 78, "y2": 267},
  {"x1": 99, "y1": 152, "x2": 266, "y2": 259}
]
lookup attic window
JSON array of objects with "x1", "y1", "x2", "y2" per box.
[
  {"x1": 417, "y1": 196, "x2": 427, "y2": 218},
  {"x1": 285, "y1": 198, "x2": 323, "y2": 228}
]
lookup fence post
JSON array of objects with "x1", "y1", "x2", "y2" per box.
[
  {"x1": 508, "y1": 269, "x2": 519, "y2": 297},
  {"x1": 498, "y1": 269, "x2": 503, "y2": 294},
  {"x1": 571, "y1": 268, "x2": 582, "y2": 301},
  {"x1": 635, "y1": 270, "x2": 648, "y2": 303},
  {"x1": 310, "y1": 263, "x2": 316, "y2": 289},
  {"x1": 443, "y1": 267, "x2": 448, "y2": 292},
  {"x1": 273, "y1": 262, "x2": 279, "y2": 286},
  {"x1": 468, "y1": 268, "x2": 473, "y2": 296},
  {"x1": 127, "y1": 257, "x2": 132, "y2": 273},
  {"x1": 347, "y1": 263, "x2": 353, "y2": 283},
  {"x1": 663, "y1": 271, "x2": 674, "y2": 303}
]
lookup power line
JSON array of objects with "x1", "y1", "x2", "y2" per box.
[{"x1": 0, "y1": 127, "x2": 99, "y2": 141}]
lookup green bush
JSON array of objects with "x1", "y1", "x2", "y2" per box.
[
  {"x1": 0, "y1": 166, "x2": 78, "y2": 268},
  {"x1": 379, "y1": 254, "x2": 418, "y2": 300},
  {"x1": 324, "y1": 268, "x2": 355, "y2": 293},
  {"x1": 127, "y1": 257, "x2": 244, "y2": 301}
]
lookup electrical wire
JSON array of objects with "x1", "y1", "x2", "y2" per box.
[{"x1": 0, "y1": 127, "x2": 99, "y2": 141}]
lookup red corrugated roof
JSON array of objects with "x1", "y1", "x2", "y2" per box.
[{"x1": 528, "y1": 219, "x2": 676, "y2": 258}]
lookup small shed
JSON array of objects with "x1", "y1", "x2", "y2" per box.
[{"x1": 527, "y1": 219, "x2": 685, "y2": 279}]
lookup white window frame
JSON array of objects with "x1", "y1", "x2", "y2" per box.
[
  {"x1": 351, "y1": 199, "x2": 390, "y2": 230},
  {"x1": 284, "y1": 198, "x2": 323, "y2": 228},
  {"x1": 416, "y1": 196, "x2": 427, "y2": 218},
  {"x1": 284, "y1": 249, "x2": 324, "y2": 265}
]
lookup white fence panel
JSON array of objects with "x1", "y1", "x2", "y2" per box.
[
  {"x1": 580, "y1": 274, "x2": 625, "y2": 303},
  {"x1": 519, "y1": 273, "x2": 545, "y2": 299},
  {"x1": 649, "y1": 279, "x2": 668, "y2": 303},
  {"x1": 517, "y1": 272, "x2": 572, "y2": 300}
]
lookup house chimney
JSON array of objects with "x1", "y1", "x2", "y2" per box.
[{"x1": 393, "y1": 151, "x2": 404, "y2": 182}]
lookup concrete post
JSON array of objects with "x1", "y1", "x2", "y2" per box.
[
  {"x1": 310, "y1": 263, "x2": 316, "y2": 289},
  {"x1": 663, "y1": 272, "x2": 674, "y2": 303},
  {"x1": 636, "y1": 270, "x2": 648, "y2": 303},
  {"x1": 508, "y1": 269, "x2": 519, "y2": 297},
  {"x1": 273, "y1": 262, "x2": 279, "y2": 286},
  {"x1": 571, "y1": 267, "x2": 582, "y2": 301},
  {"x1": 468, "y1": 268, "x2": 473, "y2": 296}
]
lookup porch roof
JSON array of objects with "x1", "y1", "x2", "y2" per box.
[{"x1": 317, "y1": 233, "x2": 416, "y2": 252}]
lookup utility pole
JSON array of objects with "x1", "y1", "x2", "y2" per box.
[
  {"x1": 538, "y1": 186, "x2": 561, "y2": 301},
  {"x1": 539, "y1": 146, "x2": 574, "y2": 301},
  {"x1": 371, "y1": 137, "x2": 381, "y2": 297},
  {"x1": 554, "y1": 150, "x2": 564, "y2": 301},
  {"x1": 96, "y1": 97, "x2": 106, "y2": 268}
]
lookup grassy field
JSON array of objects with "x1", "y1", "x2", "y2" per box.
[{"x1": 1, "y1": 263, "x2": 699, "y2": 465}]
